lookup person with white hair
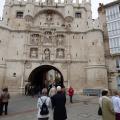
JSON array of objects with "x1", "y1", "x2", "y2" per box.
[
  {"x1": 51, "y1": 86, "x2": 67, "y2": 120},
  {"x1": 49, "y1": 86, "x2": 56, "y2": 97},
  {"x1": 37, "y1": 88, "x2": 51, "y2": 120}
]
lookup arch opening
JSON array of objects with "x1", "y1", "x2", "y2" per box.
[{"x1": 28, "y1": 65, "x2": 64, "y2": 95}]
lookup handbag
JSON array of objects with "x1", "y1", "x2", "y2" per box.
[{"x1": 98, "y1": 106, "x2": 102, "y2": 115}]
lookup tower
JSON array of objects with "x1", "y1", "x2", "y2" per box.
[
  {"x1": 2, "y1": 0, "x2": 11, "y2": 25},
  {"x1": 64, "y1": 0, "x2": 74, "y2": 22},
  {"x1": 24, "y1": 0, "x2": 35, "y2": 22}
]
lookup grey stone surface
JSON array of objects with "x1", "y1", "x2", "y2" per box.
[{"x1": 0, "y1": 95, "x2": 102, "y2": 120}]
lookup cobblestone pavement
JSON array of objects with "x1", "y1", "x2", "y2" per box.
[{"x1": 0, "y1": 94, "x2": 101, "y2": 120}]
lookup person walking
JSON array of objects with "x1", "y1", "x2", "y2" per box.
[
  {"x1": 37, "y1": 88, "x2": 51, "y2": 120},
  {"x1": 51, "y1": 86, "x2": 67, "y2": 120},
  {"x1": 0, "y1": 90, "x2": 2, "y2": 116},
  {"x1": 1, "y1": 87, "x2": 10, "y2": 115},
  {"x1": 99, "y1": 89, "x2": 115, "y2": 120},
  {"x1": 49, "y1": 86, "x2": 56, "y2": 98},
  {"x1": 68, "y1": 86, "x2": 74, "y2": 103},
  {"x1": 111, "y1": 90, "x2": 120, "y2": 120}
]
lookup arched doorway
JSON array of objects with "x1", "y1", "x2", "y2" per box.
[{"x1": 28, "y1": 65, "x2": 64, "y2": 94}]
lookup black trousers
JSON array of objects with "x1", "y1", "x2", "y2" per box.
[
  {"x1": 38, "y1": 118, "x2": 49, "y2": 120},
  {"x1": 70, "y1": 96, "x2": 73, "y2": 103},
  {"x1": 2, "y1": 102, "x2": 8, "y2": 115},
  {"x1": 0, "y1": 103, "x2": 2, "y2": 115}
]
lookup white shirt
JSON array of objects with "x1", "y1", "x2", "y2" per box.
[
  {"x1": 37, "y1": 96, "x2": 51, "y2": 118},
  {"x1": 99, "y1": 96, "x2": 103, "y2": 107},
  {"x1": 111, "y1": 96, "x2": 120, "y2": 113}
]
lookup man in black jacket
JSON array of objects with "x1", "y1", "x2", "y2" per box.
[
  {"x1": 0, "y1": 92, "x2": 2, "y2": 115},
  {"x1": 51, "y1": 86, "x2": 67, "y2": 120}
]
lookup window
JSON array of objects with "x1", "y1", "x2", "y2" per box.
[
  {"x1": 75, "y1": 12, "x2": 81, "y2": 18},
  {"x1": 16, "y1": 11, "x2": 23, "y2": 18}
]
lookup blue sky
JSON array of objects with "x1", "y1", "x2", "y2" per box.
[{"x1": 0, "y1": 0, "x2": 116, "y2": 19}]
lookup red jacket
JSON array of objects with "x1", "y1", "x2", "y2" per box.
[{"x1": 68, "y1": 87, "x2": 74, "y2": 96}]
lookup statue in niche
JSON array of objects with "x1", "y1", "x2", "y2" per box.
[
  {"x1": 44, "y1": 31, "x2": 52, "y2": 44},
  {"x1": 30, "y1": 48, "x2": 38, "y2": 58},
  {"x1": 46, "y1": 0, "x2": 53, "y2": 5},
  {"x1": 46, "y1": 14, "x2": 53, "y2": 21},
  {"x1": 57, "y1": 37, "x2": 63, "y2": 46},
  {"x1": 56, "y1": 35, "x2": 64, "y2": 46},
  {"x1": 44, "y1": 48, "x2": 50, "y2": 60},
  {"x1": 30, "y1": 34, "x2": 40, "y2": 45},
  {"x1": 44, "y1": 36, "x2": 52, "y2": 44},
  {"x1": 56, "y1": 48, "x2": 65, "y2": 58}
]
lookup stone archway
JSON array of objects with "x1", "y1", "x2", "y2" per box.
[{"x1": 28, "y1": 65, "x2": 64, "y2": 94}]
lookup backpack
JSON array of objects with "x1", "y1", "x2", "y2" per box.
[{"x1": 40, "y1": 97, "x2": 49, "y2": 115}]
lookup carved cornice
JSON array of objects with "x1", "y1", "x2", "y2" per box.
[{"x1": 5, "y1": 59, "x2": 87, "y2": 64}]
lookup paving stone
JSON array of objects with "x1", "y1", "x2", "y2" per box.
[{"x1": 0, "y1": 95, "x2": 101, "y2": 120}]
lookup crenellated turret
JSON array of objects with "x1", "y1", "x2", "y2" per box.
[
  {"x1": 84, "y1": 0, "x2": 92, "y2": 19},
  {"x1": 2, "y1": 0, "x2": 11, "y2": 25},
  {"x1": 5, "y1": 0, "x2": 10, "y2": 5},
  {"x1": 82, "y1": 0, "x2": 86, "y2": 4},
  {"x1": 76, "y1": 0, "x2": 79, "y2": 4},
  {"x1": 24, "y1": 0, "x2": 35, "y2": 21},
  {"x1": 64, "y1": 0, "x2": 74, "y2": 22},
  {"x1": 58, "y1": 0, "x2": 61, "y2": 4},
  {"x1": 45, "y1": 0, "x2": 54, "y2": 6}
]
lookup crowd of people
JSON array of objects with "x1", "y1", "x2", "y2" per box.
[
  {"x1": 0, "y1": 87, "x2": 10, "y2": 116},
  {"x1": 98, "y1": 89, "x2": 120, "y2": 120},
  {"x1": 37, "y1": 86, "x2": 67, "y2": 120},
  {"x1": 2, "y1": 84, "x2": 120, "y2": 120}
]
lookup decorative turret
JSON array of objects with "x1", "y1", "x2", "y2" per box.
[
  {"x1": 24, "y1": 0, "x2": 35, "y2": 21},
  {"x1": 2, "y1": 0, "x2": 11, "y2": 25},
  {"x1": 46, "y1": 0, "x2": 54, "y2": 6},
  {"x1": 64, "y1": 0, "x2": 74, "y2": 22},
  {"x1": 58, "y1": 0, "x2": 61, "y2": 4},
  {"x1": 76, "y1": 0, "x2": 79, "y2": 4},
  {"x1": 84, "y1": 0, "x2": 92, "y2": 19},
  {"x1": 82, "y1": 0, "x2": 86, "y2": 4}
]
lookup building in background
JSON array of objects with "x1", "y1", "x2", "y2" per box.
[
  {"x1": 0, "y1": 0, "x2": 108, "y2": 93},
  {"x1": 99, "y1": 0, "x2": 120, "y2": 91}
]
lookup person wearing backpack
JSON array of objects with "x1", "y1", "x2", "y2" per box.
[{"x1": 37, "y1": 88, "x2": 51, "y2": 120}]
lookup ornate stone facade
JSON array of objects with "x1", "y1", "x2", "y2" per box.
[{"x1": 0, "y1": 0, "x2": 108, "y2": 93}]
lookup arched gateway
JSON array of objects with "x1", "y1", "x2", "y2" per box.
[
  {"x1": 28, "y1": 65, "x2": 64, "y2": 94},
  {"x1": 0, "y1": 0, "x2": 108, "y2": 93}
]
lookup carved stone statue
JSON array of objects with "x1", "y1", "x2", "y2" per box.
[
  {"x1": 30, "y1": 48, "x2": 38, "y2": 58},
  {"x1": 56, "y1": 48, "x2": 65, "y2": 58},
  {"x1": 30, "y1": 34, "x2": 40, "y2": 45},
  {"x1": 44, "y1": 48, "x2": 50, "y2": 60},
  {"x1": 57, "y1": 38, "x2": 63, "y2": 46},
  {"x1": 46, "y1": 0, "x2": 53, "y2": 5}
]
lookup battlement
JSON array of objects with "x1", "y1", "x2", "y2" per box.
[{"x1": 5, "y1": 0, "x2": 91, "y2": 6}]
